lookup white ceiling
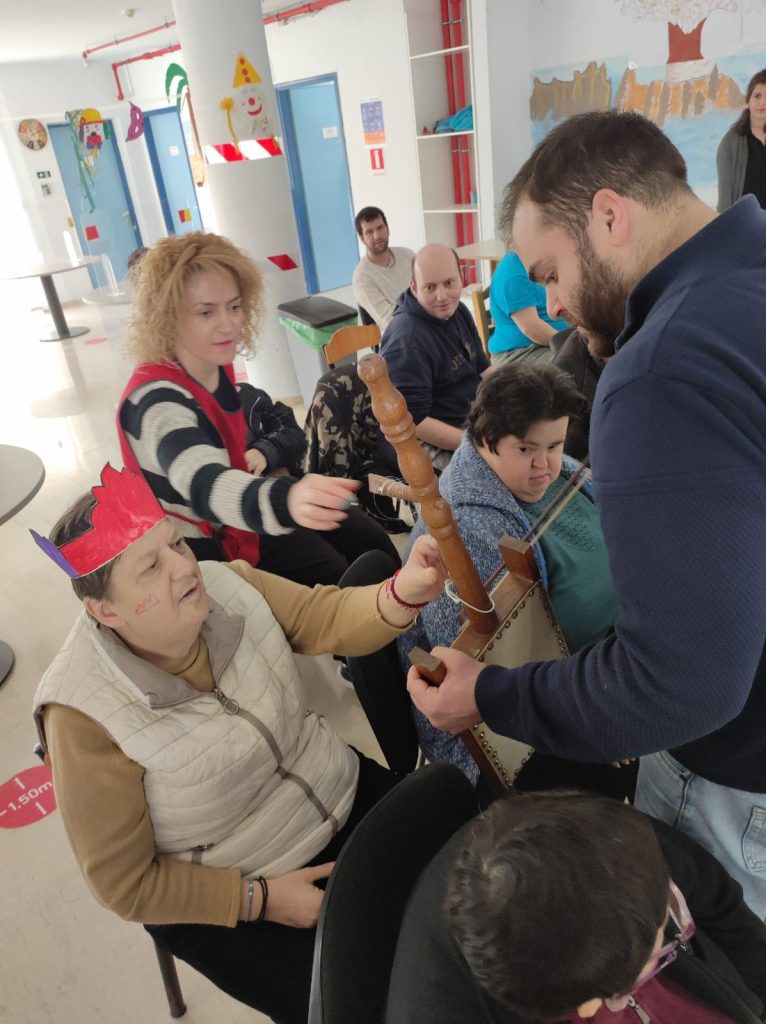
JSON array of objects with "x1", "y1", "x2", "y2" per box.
[{"x1": 0, "y1": 0, "x2": 286, "y2": 64}]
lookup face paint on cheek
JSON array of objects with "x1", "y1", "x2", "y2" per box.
[{"x1": 134, "y1": 594, "x2": 160, "y2": 616}]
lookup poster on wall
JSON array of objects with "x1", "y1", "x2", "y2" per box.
[
  {"x1": 18, "y1": 119, "x2": 48, "y2": 151},
  {"x1": 361, "y1": 99, "x2": 386, "y2": 145}
]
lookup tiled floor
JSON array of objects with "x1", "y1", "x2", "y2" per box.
[{"x1": 0, "y1": 285, "x2": 392, "y2": 1023}]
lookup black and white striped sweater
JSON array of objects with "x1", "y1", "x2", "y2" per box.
[{"x1": 118, "y1": 369, "x2": 296, "y2": 542}]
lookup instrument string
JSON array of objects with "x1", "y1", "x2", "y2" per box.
[{"x1": 482, "y1": 458, "x2": 591, "y2": 591}]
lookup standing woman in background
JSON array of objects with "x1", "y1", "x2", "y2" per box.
[
  {"x1": 118, "y1": 232, "x2": 399, "y2": 586},
  {"x1": 717, "y1": 68, "x2": 766, "y2": 212}
]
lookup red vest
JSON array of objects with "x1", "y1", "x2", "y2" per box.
[{"x1": 117, "y1": 362, "x2": 261, "y2": 566}]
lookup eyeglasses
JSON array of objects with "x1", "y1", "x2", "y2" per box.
[{"x1": 604, "y1": 880, "x2": 696, "y2": 1012}]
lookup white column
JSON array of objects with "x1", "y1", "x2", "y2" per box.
[{"x1": 172, "y1": 0, "x2": 302, "y2": 398}]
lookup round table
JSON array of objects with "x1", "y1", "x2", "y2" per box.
[
  {"x1": 0, "y1": 445, "x2": 45, "y2": 684},
  {"x1": 5, "y1": 257, "x2": 98, "y2": 342}
]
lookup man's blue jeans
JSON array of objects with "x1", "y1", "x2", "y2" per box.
[{"x1": 635, "y1": 751, "x2": 766, "y2": 921}]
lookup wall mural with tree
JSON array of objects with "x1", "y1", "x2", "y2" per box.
[{"x1": 530, "y1": 0, "x2": 766, "y2": 196}]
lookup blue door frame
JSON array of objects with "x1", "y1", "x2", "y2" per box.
[
  {"x1": 49, "y1": 120, "x2": 142, "y2": 287},
  {"x1": 276, "y1": 73, "x2": 358, "y2": 294},
  {"x1": 143, "y1": 106, "x2": 203, "y2": 235}
]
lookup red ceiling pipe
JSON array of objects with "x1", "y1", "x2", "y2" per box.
[
  {"x1": 264, "y1": 0, "x2": 348, "y2": 24},
  {"x1": 89, "y1": 0, "x2": 345, "y2": 66},
  {"x1": 83, "y1": 20, "x2": 176, "y2": 61},
  {"x1": 112, "y1": 43, "x2": 181, "y2": 101}
]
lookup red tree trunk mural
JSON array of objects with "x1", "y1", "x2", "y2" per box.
[{"x1": 667, "y1": 17, "x2": 706, "y2": 63}]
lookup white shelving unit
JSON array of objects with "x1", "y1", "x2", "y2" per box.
[{"x1": 404, "y1": 0, "x2": 480, "y2": 266}]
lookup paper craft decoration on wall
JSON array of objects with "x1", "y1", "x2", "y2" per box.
[
  {"x1": 125, "y1": 102, "x2": 145, "y2": 142},
  {"x1": 79, "y1": 108, "x2": 108, "y2": 154},
  {"x1": 219, "y1": 52, "x2": 278, "y2": 157},
  {"x1": 165, "y1": 62, "x2": 206, "y2": 186},
  {"x1": 18, "y1": 119, "x2": 48, "y2": 151},
  {"x1": 64, "y1": 108, "x2": 109, "y2": 213}
]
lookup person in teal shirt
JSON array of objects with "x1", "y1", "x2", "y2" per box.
[{"x1": 488, "y1": 251, "x2": 568, "y2": 364}]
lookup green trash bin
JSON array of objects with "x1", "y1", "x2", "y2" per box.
[
  {"x1": 277, "y1": 296, "x2": 358, "y2": 406},
  {"x1": 277, "y1": 314, "x2": 356, "y2": 351}
]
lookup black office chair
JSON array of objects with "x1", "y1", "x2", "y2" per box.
[
  {"x1": 338, "y1": 551, "x2": 420, "y2": 773},
  {"x1": 307, "y1": 764, "x2": 478, "y2": 1024}
]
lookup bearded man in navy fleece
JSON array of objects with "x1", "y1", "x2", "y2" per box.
[{"x1": 408, "y1": 110, "x2": 766, "y2": 920}]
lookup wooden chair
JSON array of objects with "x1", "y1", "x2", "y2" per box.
[
  {"x1": 471, "y1": 285, "x2": 492, "y2": 356},
  {"x1": 323, "y1": 323, "x2": 380, "y2": 368}
]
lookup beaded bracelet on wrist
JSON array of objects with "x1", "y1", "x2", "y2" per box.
[{"x1": 385, "y1": 569, "x2": 429, "y2": 611}]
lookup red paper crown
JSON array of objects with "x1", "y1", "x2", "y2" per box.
[{"x1": 31, "y1": 464, "x2": 165, "y2": 578}]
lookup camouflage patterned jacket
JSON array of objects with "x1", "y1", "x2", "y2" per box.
[{"x1": 303, "y1": 365, "x2": 379, "y2": 479}]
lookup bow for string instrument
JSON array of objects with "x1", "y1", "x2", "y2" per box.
[{"x1": 358, "y1": 352, "x2": 588, "y2": 797}]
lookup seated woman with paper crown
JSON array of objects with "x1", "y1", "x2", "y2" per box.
[{"x1": 31, "y1": 464, "x2": 446, "y2": 1024}]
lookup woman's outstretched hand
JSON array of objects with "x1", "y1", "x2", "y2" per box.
[
  {"x1": 377, "y1": 535, "x2": 448, "y2": 628},
  {"x1": 395, "y1": 534, "x2": 448, "y2": 607},
  {"x1": 287, "y1": 474, "x2": 361, "y2": 530}
]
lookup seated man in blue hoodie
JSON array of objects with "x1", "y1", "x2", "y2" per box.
[{"x1": 378, "y1": 244, "x2": 491, "y2": 472}]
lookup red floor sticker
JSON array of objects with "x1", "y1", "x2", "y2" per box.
[{"x1": 0, "y1": 765, "x2": 57, "y2": 828}]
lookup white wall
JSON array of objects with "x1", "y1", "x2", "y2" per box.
[
  {"x1": 0, "y1": 1, "x2": 425, "y2": 305},
  {"x1": 265, "y1": 0, "x2": 425, "y2": 254},
  {"x1": 0, "y1": 49, "x2": 187, "y2": 300},
  {"x1": 472, "y1": 0, "x2": 533, "y2": 239}
]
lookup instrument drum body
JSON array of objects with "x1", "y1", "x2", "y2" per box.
[{"x1": 465, "y1": 580, "x2": 568, "y2": 791}]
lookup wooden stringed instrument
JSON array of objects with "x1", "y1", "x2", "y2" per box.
[{"x1": 358, "y1": 352, "x2": 573, "y2": 796}]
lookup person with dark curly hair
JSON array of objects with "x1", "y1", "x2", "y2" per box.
[{"x1": 387, "y1": 792, "x2": 766, "y2": 1024}]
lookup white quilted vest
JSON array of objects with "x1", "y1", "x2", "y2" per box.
[{"x1": 34, "y1": 562, "x2": 359, "y2": 878}]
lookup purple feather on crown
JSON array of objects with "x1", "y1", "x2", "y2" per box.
[{"x1": 30, "y1": 529, "x2": 78, "y2": 578}]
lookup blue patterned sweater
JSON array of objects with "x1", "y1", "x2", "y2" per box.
[{"x1": 398, "y1": 436, "x2": 593, "y2": 781}]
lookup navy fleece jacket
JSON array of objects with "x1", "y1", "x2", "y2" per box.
[
  {"x1": 476, "y1": 196, "x2": 766, "y2": 792},
  {"x1": 379, "y1": 289, "x2": 489, "y2": 427}
]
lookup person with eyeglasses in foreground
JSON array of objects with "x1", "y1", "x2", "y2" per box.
[{"x1": 386, "y1": 791, "x2": 766, "y2": 1024}]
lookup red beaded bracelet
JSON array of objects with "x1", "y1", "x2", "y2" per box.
[{"x1": 385, "y1": 569, "x2": 430, "y2": 611}]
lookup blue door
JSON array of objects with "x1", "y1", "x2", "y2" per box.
[
  {"x1": 143, "y1": 107, "x2": 203, "y2": 236},
  {"x1": 49, "y1": 121, "x2": 142, "y2": 287},
  {"x1": 277, "y1": 75, "x2": 358, "y2": 294}
]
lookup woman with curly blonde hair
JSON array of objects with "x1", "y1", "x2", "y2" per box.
[{"x1": 117, "y1": 232, "x2": 398, "y2": 583}]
